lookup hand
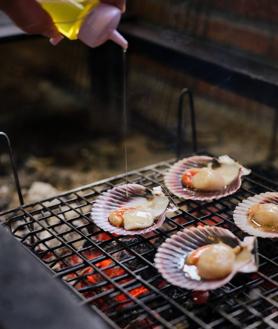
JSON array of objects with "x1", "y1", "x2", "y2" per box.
[
  {"x1": 0, "y1": 0, "x2": 125, "y2": 44},
  {"x1": 0, "y1": 0, "x2": 62, "y2": 44},
  {"x1": 101, "y1": 0, "x2": 125, "y2": 12}
]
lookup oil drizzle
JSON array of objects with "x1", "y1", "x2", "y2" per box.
[{"x1": 122, "y1": 49, "x2": 128, "y2": 196}]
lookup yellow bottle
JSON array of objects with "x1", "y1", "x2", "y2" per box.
[{"x1": 37, "y1": 0, "x2": 99, "y2": 40}]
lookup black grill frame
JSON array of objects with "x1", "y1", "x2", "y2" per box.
[{"x1": 1, "y1": 159, "x2": 278, "y2": 329}]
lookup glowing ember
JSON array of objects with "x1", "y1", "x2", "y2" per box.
[
  {"x1": 60, "y1": 248, "x2": 149, "y2": 304},
  {"x1": 41, "y1": 229, "x2": 150, "y2": 307},
  {"x1": 116, "y1": 286, "x2": 149, "y2": 302},
  {"x1": 95, "y1": 232, "x2": 113, "y2": 241}
]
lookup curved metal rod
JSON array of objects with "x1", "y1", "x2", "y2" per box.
[
  {"x1": 0, "y1": 132, "x2": 24, "y2": 206},
  {"x1": 267, "y1": 109, "x2": 278, "y2": 162},
  {"x1": 176, "y1": 88, "x2": 198, "y2": 159}
]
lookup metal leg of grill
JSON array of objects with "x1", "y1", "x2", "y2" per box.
[
  {"x1": 0, "y1": 132, "x2": 24, "y2": 206},
  {"x1": 267, "y1": 109, "x2": 278, "y2": 162},
  {"x1": 176, "y1": 88, "x2": 198, "y2": 160}
]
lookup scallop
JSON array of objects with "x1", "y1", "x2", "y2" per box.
[
  {"x1": 234, "y1": 192, "x2": 278, "y2": 238},
  {"x1": 91, "y1": 184, "x2": 170, "y2": 236},
  {"x1": 123, "y1": 210, "x2": 154, "y2": 230},
  {"x1": 249, "y1": 203, "x2": 278, "y2": 228},
  {"x1": 154, "y1": 226, "x2": 258, "y2": 290},
  {"x1": 107, "y1": 194, "x2": 170, "y2": 230},
  {"x1": 164, "y1": 155, "x2": 250, "y2": 201},
  {"x1": 191, "y1": 168, "x2": 225, "y2": 191},
  {"x1": 213, "y1": 163, "x2": 240, "y2": 186},
  {"x1": 108, "y1": 207, "x2": 133, "y2": 228},
  {"x1": 192, "y1": 243, "x2": 236, "y2": 280}
]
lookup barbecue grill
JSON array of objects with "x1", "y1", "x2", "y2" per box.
[
  {"x1": 0, "y1": 90, "x2": 277, "y2": 329},
  {"x1": 2, "y1": 159, "x2": 278, "y2": 329}
]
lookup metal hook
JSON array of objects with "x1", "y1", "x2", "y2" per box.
[
  {"x1": 0, "y1": 132, "x2": 24, "y2": 206},
  {"x1": 267, "y1": 109, "x2": 278, "y2": 162},
  {"x1": 0, "y1": 133, "x2": 35, "y2": 243},
  {"x1": 176, "y1": 88, "x2": 198, "y2": 160}
]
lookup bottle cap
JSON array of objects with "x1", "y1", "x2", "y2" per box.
[{"x1": 78, "y1": 3, "x2": 128, "y2": 49}]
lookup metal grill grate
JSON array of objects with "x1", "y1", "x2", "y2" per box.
[{"x1": 1, "y1": 160, "x2": 278, "y2": 329}]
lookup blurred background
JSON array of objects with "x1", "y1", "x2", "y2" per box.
[{"x1": 0, "y1": 0, "x2": 277, "y2": 211}]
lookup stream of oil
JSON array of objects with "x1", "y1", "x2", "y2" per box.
[{"x1": 122, "y1": 49, "x2": 128, "y2": 195}]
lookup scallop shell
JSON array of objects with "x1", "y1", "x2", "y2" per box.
[
  {"x1": 234, "y1": 192, "x2": 278, "y2": 238},
  {"x1": 164, "y1": 155, "x2": 250, "y2": 201},
  {"x1": 154, "y1": 226, "x2": 257, "y2": 290},
  {"x1": 91, "y1": 184, "x2": 168, "y2": 236}
]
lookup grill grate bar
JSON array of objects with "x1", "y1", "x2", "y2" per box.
[
  {"x1": 2, "y1": 159, "x2": 278, "y2": 329},
  {"x1": 19, "y1": 211, "x2": 176, "y2": 328},
  {"x1": 30, "y1": 195, "x2": 208, "y2": 328}
]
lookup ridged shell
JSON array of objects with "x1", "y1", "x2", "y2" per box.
[
  {"x1": 91, "y1": 184, "x2": 168, "y2": 236},
  {"x1": 164, "y1": 156, "x2": 249, "y2": 201},
  {"x1": 154, "y1": 226, "x2": 257, "y2": 290},
  {"x1": 234, "y1": 192, "x2": 278, "y2": 238}
]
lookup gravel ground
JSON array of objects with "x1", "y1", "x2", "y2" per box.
[{"x1": 0, "y1": 38, "x2": 277, "y2": 212}]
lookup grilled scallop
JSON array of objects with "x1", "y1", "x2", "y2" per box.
[
  {"x1": 187, "y1": 243, "x2": 236, "y2": 280},
  {"x1": 108, "y1": 207, "x2": 134, "y2": 227},
  {"x1": 234, "y1": 192, "x2": 278, "y2": 238},
  {"x1": 92, "y1": 184, "x2": 170, "y2": 235},
  {"x1": 165, "y1": 155, "x2": 250, "y2": 201},
  {"x1": 248, "y1": 203, "x2": 278, "y2": 228},
  {"x1": 190, "y1": 168, "x2": 225, "y2": 191},
  {"x1": 108, "y1": 195, "x2": 169, "y2": 230},
  {"x1": 123, "y1": 210, "x2": 154, "y2": 230},
  {"x1": 155, "y1": 226, "x2": 258, "y2": 290}
]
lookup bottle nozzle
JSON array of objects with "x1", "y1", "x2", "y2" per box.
[{"x1": 110, "y1": 30, "x2": 128, "y2": 50}]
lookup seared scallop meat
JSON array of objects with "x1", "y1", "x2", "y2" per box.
[
  {"x1": 248, "y1": 203, "x2": 278, "y2": 230},
  {"x1": 108, "y1": 194, "x2": 169, "y2": 231}
]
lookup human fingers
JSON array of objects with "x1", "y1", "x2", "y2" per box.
[
  {"x1": 1, "y1": 0, "x2": 62, "y2": 42},
  {"x1": 101, "y1": 0, "x2": 125, "y2": 12}
]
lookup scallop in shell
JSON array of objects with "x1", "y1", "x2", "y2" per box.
[
  {"x1": 164, "y1": 155, "x2": 250, "y2": 201},
  {"x1": 234, "y1": 192, "x2": 278, "y2": 238},
  {"x1": 154, "y1": 226, "x2": 257, "y2": 290},
  {"x1": 91, "y1": 184, "x2": 170, "y2": 235}
]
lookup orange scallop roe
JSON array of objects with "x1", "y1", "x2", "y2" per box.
[
  {"x1": 186, "y1": 245, "x2": 211, "y2": 265},
  {"x1": 111, "y1": 207, "x2": 135, "y2": 217},
  {"x1": 181, "y1": 168, "x2": 200, "y2": 188},
  {"x1": 108, "y1": 207, "x2": 136, "y2": 227}
]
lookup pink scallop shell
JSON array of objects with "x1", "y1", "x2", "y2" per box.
[
  {"x1": 164, "y1": 156, "x2": 250, "y2": 201},
  {"x1": 91, "y1": 184, "x2": 168, "y2": 236},
  {"x1": 154, "y1": 226, "x2": 257, "y2": 290},
  {"x1": 234, "y1": 192, "x2": 278, "y2": 238}
]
